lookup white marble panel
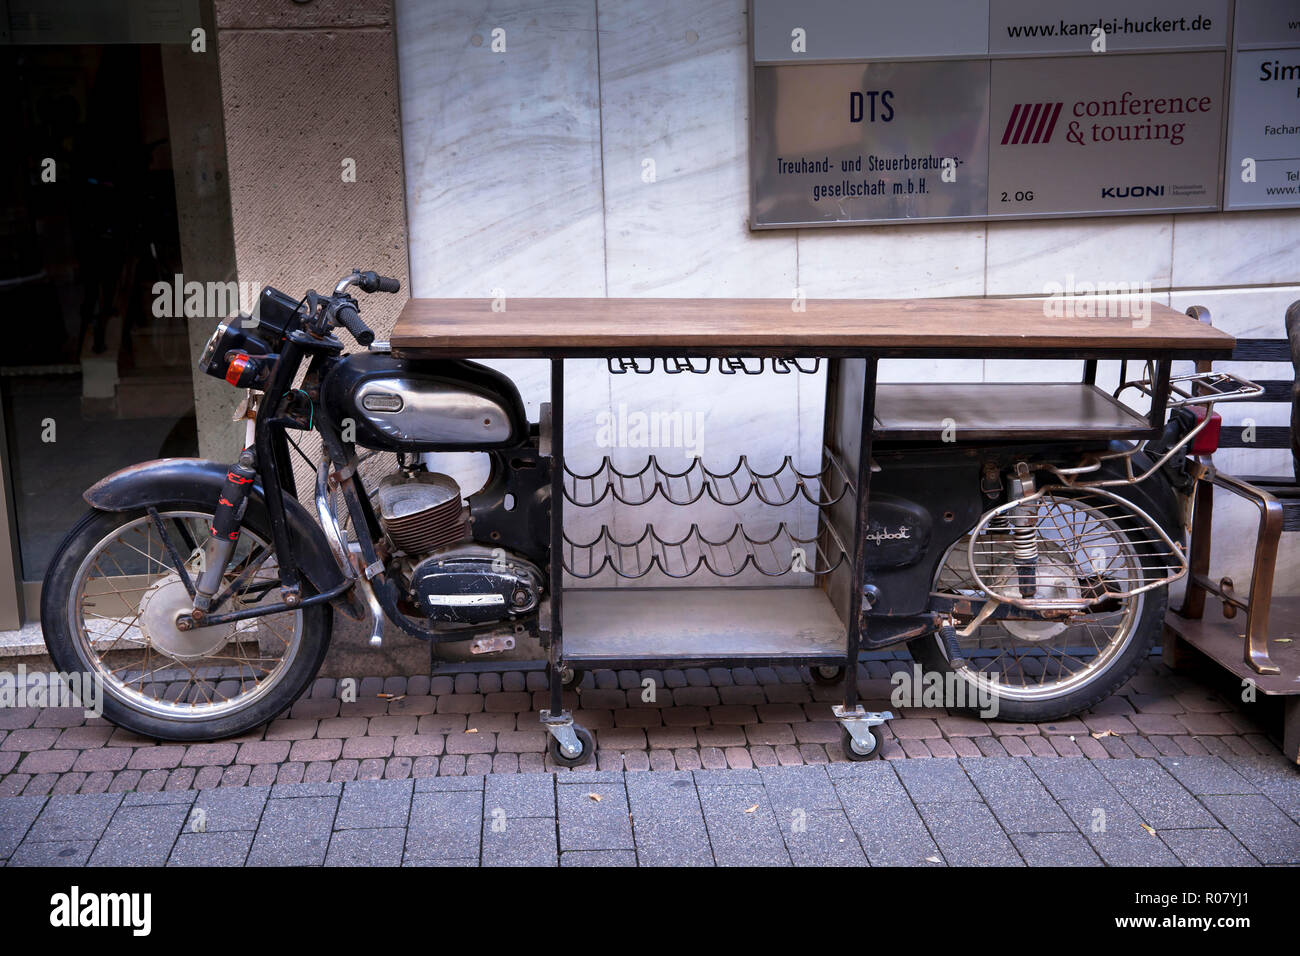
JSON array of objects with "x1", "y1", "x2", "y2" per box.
[
  {"x1": 395, "y1": 0, "x2": 606, "y2": 298},
  {"x1": 986, "y1": 216, "x2": 1173, "y2": 297},
  {"x1": 797, "y1": 222, "x2": 986, "y2": 300},
  {"x1": 597, "y1": 0, "x2": 797, "y2": 297},
  {"x1": 1171, "y1": 210, "x2": 1300, "y2": 289}
]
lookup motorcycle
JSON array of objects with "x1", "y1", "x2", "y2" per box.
[{"x1": 41, "y1": 269, "x2": 1258, "y2": 757}]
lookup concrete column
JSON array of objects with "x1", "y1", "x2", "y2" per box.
[{"x1": 212, "y1": 0, "x2": 415, "y2": 675}]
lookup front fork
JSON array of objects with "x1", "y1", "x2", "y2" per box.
[{"x1": 190, "y1": 447, "x2": 259, "y2": 618}]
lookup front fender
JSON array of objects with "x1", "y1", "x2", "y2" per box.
[{"x1": 84, "y1": 458, "x2": 348, "y2": 595}]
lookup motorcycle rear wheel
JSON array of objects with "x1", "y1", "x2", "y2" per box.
[
  {"x1": 42, "y1": 505, "x2": 332, "y2": 741},
  {"x1": 909, "y1": 489, "x2": 1168, "y2": 723}
]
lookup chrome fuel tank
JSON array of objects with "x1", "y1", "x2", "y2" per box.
[{"x1": 321, "y1": 353, "x2": 528, "y2": 451}]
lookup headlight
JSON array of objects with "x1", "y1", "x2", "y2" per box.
[{"x1": 199, "y1": 322, "x2": 230, "y2": 373}]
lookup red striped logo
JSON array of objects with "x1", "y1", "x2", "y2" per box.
[{"x1": 1001, "y1": 102, "x2": 1063, "y2": 145}]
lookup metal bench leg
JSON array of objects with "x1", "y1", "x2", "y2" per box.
[
  {"x1": 1210, "y1": 473, "x2": 1284, "y2": 676},
  {"x1": 1176, "y1": 475, "x2": 1214, "y2": 621},
  {"x1": 1284, "y1": 698, "x2": 1300, "y2": 766}
]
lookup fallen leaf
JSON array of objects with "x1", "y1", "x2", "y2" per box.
[
  {"x1": 588, "y1": 793, "x2": 602, "y2": 802},
  {"x1": 744, "y1": 805, "x2": 759, "y2": 813},
  {"x1": 925, "y1": 856, "x2": 942, "y2": 863},
  {"x1": 1091, "y1": 730, "x2": 1115, "y2": 739},
  {"x1": 466, "y1": 728, "x2": 478, "y2": 734},
  {"x1": 1140, "y1": 823, "x2": 1156, "y2": 836}
]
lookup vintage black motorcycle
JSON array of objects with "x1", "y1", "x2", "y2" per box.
[
  {"x1": 42, "y1": 270, "x2": 1256, "y2": 764},
  {"x1": 43, "y1": 270, "x2": 554, "y2": 742}
]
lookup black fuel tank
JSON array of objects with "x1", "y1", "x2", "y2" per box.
[{"x1": 321, "y1": 353, "x2": 529, "y2": 452}]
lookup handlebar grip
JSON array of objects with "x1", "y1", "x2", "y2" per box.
[
  {"x1": 335, "y1": 303, "x2": 375, "y2": 346},
  {"x1": 357, "y1": 271, "x2": 401, "y2": 294}
]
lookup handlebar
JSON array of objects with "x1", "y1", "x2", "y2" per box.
[
  {"x1": 334, "y1": 302, "x2": 375, "y2": 347},
  {"x1": 323, "y1": 268, "x2": 401, "y2": 346}
]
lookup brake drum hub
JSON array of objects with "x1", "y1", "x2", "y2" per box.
[
  {"x1": 991, "y1": 556, "x2": 1081, "y2": 642},
  {"x1": 138, "y1": 573, "x2": 235, "y2": 661}
]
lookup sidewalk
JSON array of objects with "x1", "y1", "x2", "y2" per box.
[
  {"x1": 3, "y1": 755, "x2": 1297, "y2": 866},
  {"x1": 0, "y1": 657, "x2": 1289, "y2": 798}
]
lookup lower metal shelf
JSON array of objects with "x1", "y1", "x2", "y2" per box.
[{"x1": 561, "y1": 586, "x2": 846, "y2": 665}]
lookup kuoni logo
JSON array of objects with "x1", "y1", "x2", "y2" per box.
[{"x1": 1001, "y1": 102, "x2": 1063, "y2": 145}]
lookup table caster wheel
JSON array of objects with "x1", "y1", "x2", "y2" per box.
[
  {"x1": 842, "y1": 725, "x2": 881, "y2": 761},
  {"x1": 552, "y1": 665, "x2": 584, "y2": 689},
  {"x1": 549, "y1": 725, "x2": 594, "y2": 768},
  {"x1": 811, "y1": 664, "x2": 845, "y2": 685}
]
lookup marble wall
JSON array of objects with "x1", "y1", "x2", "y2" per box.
[{"x1": 394, "y1": 0, "x2": 1300, "y2": 593}]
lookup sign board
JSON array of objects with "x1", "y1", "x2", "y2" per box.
[
  {"x1": 750, "y1": 0, "x2": 1296, "y2": 227},
  {"x1": 1224, "y1": 0, "x2": 1300, "y2": 209}
]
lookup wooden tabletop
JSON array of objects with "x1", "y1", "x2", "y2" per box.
[{"x1": 390, "y1": 297, "x2": 1235, "y2": 358}]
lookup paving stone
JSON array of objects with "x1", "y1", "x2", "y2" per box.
[
  {"x1": 482, "y1": 815, "x2": 557, "y2": 867},
  {"x1": 784, "y1": 808, "x2": 869, "y2": 866},
  {"x1": 1159, "y1": 828, "x2": 1259, "y2": 866},
  {"x1": 961, "y1": 758, "x2": 1074, "y2": 833},
  {"x1": 168, "y1": 830, "x2": 254, "y2": 866},
  {"x1": 236, "y1": 740, "x2": 291, "y2": 765},
  {"x1": 415, "y1": 774, "x2": 484, "y2": 792},
  {"x1": 194, "y1": 785, "x2": 270, "y2": 831},
  {"x1": 1010, "y1": 831, "x2": 1102, "y2": 866},
  {"x1": 335, "y1": 779, "x2": 413, "y2": 830},
  {"x1": 270, "y1": 781, "x2": 342, "y2": 799},
  {"x1": 561, "y1": 850, "x2": 637, "y2": 866},
  {"x1": 1221, "y1": 754, "x2": 1300, "y2": 822},
  {"x1": 696, "y1": 783, "x2": 789, "y2": 866},
  {"x1": 290, "y1": 738, "x2": 343, "y2": 762},
  {"x1": 1089, "y1": 758, "x2": 1215, "y2": 829},
  {"x1": 54, "y1": 725, "x2": 113, "y2": 749},
  {"x1": 1177, "y1": 712, "x2": 1236, "y2": 735},
  {"x1": 8, "y1": 840, "x2": 96, "y2": 866},
  {"x1": 0, "y1": 795, "x2": 45, "y2": 859},
  {"x1": 557, "y1": 782, "x2": 633, "y2": 852},
  {"x1": 1199, "y1": 794, "x2": 1300, "y2": 864},
  {"x1": 89, "y1": 803, "x2": 189, "y2": 866},
  {"x1": 25, "y1": 792, "x2": 122, "y2": 842},
  {"x1": 246, "y1": 796, "x2": 337, "y2": 866},
  {"x1": 837, "y1": 784, "x2": 944, "y2": 866},
  {"x1": 1155, "y1": 755, "x2": 1258, "y2": 796},
  {"x1": 894, "y1": 758, "x2": 980, "y2": 803},
  {"x1": 485, "y1": 773, "x2": 554, "y2": 819},
  {"x1": 405, "y1": 790, "x2": 482, "y2": 863},
  {"x1": 917, "y1": 801, "x2": 1023, "y2": 866},
  {"x1": 325, "y1": 827, "x2": 407, "y2": 866},
  {"x1": 625, "y1": 771, "x2": 712, "y2": 866}
]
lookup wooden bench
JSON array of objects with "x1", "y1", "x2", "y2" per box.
[{"x1": 1164, "y1": 302, "x2": 1300, "y2": 762}]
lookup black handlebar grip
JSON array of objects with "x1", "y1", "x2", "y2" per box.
[
  {"x1": 335, "y1": 303, "x2": 375, "y2": 346},
  {"x1": 357, "y1": 271, "x2": 401, "y2": 294}
]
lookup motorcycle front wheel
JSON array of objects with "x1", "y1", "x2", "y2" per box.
[
  {"x1": 42, "y1": 504, "x2": 332, "y2": 741},
  {"x1": 909, "y1": 489, "x2": 1168, "y2": 723}
]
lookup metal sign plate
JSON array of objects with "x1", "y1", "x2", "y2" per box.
[{"x1": 747, "y1": 0, "x2": 1283, "y2": 227}]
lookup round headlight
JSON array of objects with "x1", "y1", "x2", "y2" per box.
[{"x1": 199, "y1": 322, "x2": 230, "y2": 373}]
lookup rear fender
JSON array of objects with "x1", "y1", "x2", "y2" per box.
[{"x1": 83, "y1": 458, "x2": 348, "y2": 595}]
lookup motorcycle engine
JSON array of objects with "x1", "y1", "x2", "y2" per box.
[{"x1": 375, "y1": 469, "x2": 543, "y2": 625}]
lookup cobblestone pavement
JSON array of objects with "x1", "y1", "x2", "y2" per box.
[
  {"x1": 0, "y1": 655, "x2": 1291, "y2": 797},
  {"x1": 2, "y1": 755, "x2": 1297, "y2": 866}
]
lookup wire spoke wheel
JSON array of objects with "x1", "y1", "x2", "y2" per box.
[
  {"x1": 69, "y1": 510, "x2": 303, "y2": 721},
  {"x1": 925, "y1": 491, "x2": 1160, "y2": 715}
]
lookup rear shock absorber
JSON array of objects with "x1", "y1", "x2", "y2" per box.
[
  {"x1": 1008, "y1": 462, "x2": 1039, "y2": 600},
  {"x1": 192, "y1": 449, "x2": 257, "y2": 616}
]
